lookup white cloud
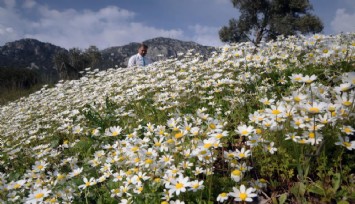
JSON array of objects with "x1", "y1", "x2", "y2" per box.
[
  {"x1": 3, "y1": 0, "x2": 16, "y2": 9},
  {"x1": 22, "y1": 0, "x2": 36, "y2": 9},
  {"x1": 0, "y1": 1, "x2": 185, "y2": 49},
  {"x1": 331, "y1": 8, "x2": 355, "y2": 33},
  {"x1": 0, "y1": 5, "x2": 27, "y2": 43},
  {"x1": 213, "y1": 0, "x2": 230, "y2": 4},
  {"x1": 189, "y1": 24, "x2": 224, "y2": 47}
]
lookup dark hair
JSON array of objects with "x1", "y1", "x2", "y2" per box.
[{"x1": 139, "y1": 43, "x2": 148, "y2": 49}]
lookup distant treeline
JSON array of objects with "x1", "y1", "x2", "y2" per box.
[
  {"x1": 0, "y1": 45, "x2": 103, "y2": 104},
  {"x1": 53, "y1": 46, "x2": 102, "y2": 80},
  {"x1": 0, "y1": 67, "x2": 42, "y2": 90}
]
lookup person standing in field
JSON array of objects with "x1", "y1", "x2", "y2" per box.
[{"x1": 127, "y1": 43, "x2": 152, "y2": 67}]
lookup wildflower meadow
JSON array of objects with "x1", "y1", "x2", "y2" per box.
[{"x1": 0, "y1": 33, "x2": 354, "y2": 204}]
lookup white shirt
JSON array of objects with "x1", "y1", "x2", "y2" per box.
[{"x1": 128, "y1": 53, "x2": 151, "y2": 67}]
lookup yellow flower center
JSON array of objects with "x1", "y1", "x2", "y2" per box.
[
  {"x1": 344, "y1": 127, "x2": 352, "y2": 134},
  {"x1": 299, "y1": 139, "x2": 307, "y2": 144},
  {"x1": 294, "y1": 96, "x2": 301, "y2": 102},
  {"x1": 239, "y1": 153, "x2": 245, "y2": 158},
  {"x1": 176, "y1": 183, "x2": 184, "y2": 189},
  {"x1": 209, "y1": 123, "x2": 216, "y2": 129},
  {"x1": 295, "y1": 77, "x2": 302, "y2": 81},
  {"x1": 309, "y1": 107, "x2": 320, "y2": 113},
  {"x1": 145, "y1": 159, "x2": 153, "y2": 164},
  {"x1": 13, "y1": 184, "x2": 21, "y2": 189},
  {"x1": 263, "y1": 100, "x2": 270, "y2": 105},
  {"x1": 85, "y1": 182, "x2": 91, "y2": 186},
  {"x1": 215, "y1": 133, "x2": 223, "y2": 139},
  {"x1": 193, "y1": 183, "x2": 199, "y2": 189},
  {"x1": 319, "y1": 88, "x2": 325, "y2": 94},
  {"x1": 321, "y1": 120, "x2": 328, "y2": 124},
  {"x1": 200, "y1": 150, "x2": 207, "y2": 155},
  {"x1": 204, "y1": 143, "x2": 212, "y2": 149},
  {"x1": 112, "y1": 131, "x2": 119, "y2": 136},
  {"x1": 220, "y1": 192, "x2": 228, "y2": 197},
  {"x1": 239, "y1": 192, "x2": 247, "y2": 201},
  {"x1": 232, "y1": 169, "x2": 241, "y2": 176},
  {"x1": 241, "y1": 130, "x2": 249, "y2": 135},
  {"x1": 256, "y1": 129, "x2": 262, "y2": 134},
  {"x1": 131, "y1": 146, "x2": 139, "y2": 152},
  {"x1": 46, "y1": 198, "x2": 56, "y2": 203},
  {"x1": 260, "y1": 178, "x2": 267, "y2": 183},
  {"x1": 37, "y1": 165, "x2": 44, "y2": 170},
  {"x1": 343, "y1": 142, "x2": 351, "y2": 147},
  {"x1": 308, "y1": 132, "x2": 315, "y2": 138},
  {"x1": 342, "y1": 101, "x2": 352, "y2": 106},
  {"x1": 175, "y1": 132, "x2": 183, "y2": 139},
  {"x1": 272, "y1": 109, "x2": 281, "y2": 115},
  {"x1": 57, "y1": 174, "x2": 65, "y2": 180},
  {"x1": 35, "y1": 193, "x2": 44, "y2": 199}
]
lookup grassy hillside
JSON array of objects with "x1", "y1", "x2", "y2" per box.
[{"x1": 0, "y1": 33, "x2": 354, "y2": 203}]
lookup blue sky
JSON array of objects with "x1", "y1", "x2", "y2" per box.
[{"x1": 0, "y1": 0, "x2": 354, "y2": 49}]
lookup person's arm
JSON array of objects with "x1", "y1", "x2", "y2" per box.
[{"x1": 127, "y1": 55, "x2": 135, "y2": 67}]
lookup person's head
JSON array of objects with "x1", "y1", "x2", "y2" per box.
[{"x1": 138, "y1": 43, "x2": 148, "y2": 57}]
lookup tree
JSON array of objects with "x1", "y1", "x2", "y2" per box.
[
  {"x1": 53, "y1": 51, "x2": 70, "y2": 80},
  {"x1": 84, "y1": 45, "x2": 102, "y2": 69},
  {"x1": 219, "y1": 0, "x2": 324, "y2": 45},
  {"x1": 53, "y1": 46, "x2": 103, "y2": 80}
]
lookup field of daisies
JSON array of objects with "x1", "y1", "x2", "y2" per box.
[{"x1": 1, "y1": 33, "x2": 355, "y2": 204}]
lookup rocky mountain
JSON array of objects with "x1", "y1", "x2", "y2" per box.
[
  {"x1": 0, "y1": 39, "x2": 67, "y2": 82},
  {"x1": 0, "y1": 37, "x2": 217, "y2": 81}
]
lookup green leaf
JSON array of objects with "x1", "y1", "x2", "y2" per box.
[
  {"x1": 291, "y1": 182, "x2": 306, "y2": 197},
  {"x1": 272, "y1": 197, "x2": 278, "y2": 204},
  {"x1": 337, "y1": 201, "x2": 349, "y2": 204},
  {"x1": 278, "y1": 193, "x2": 288, "y2": 204},
  {"x1": 332, "y1": 173, "x2": 341, "y2": 191},
  {"x1": 97, "y1": 196, "x2": 103, "y2": 204},
  {"x1": 307, "y1": 182, "x2": 325, "y2": 196},
  {"x1": 298, "y1": 182, "x2": 306, "y2": 196}
]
